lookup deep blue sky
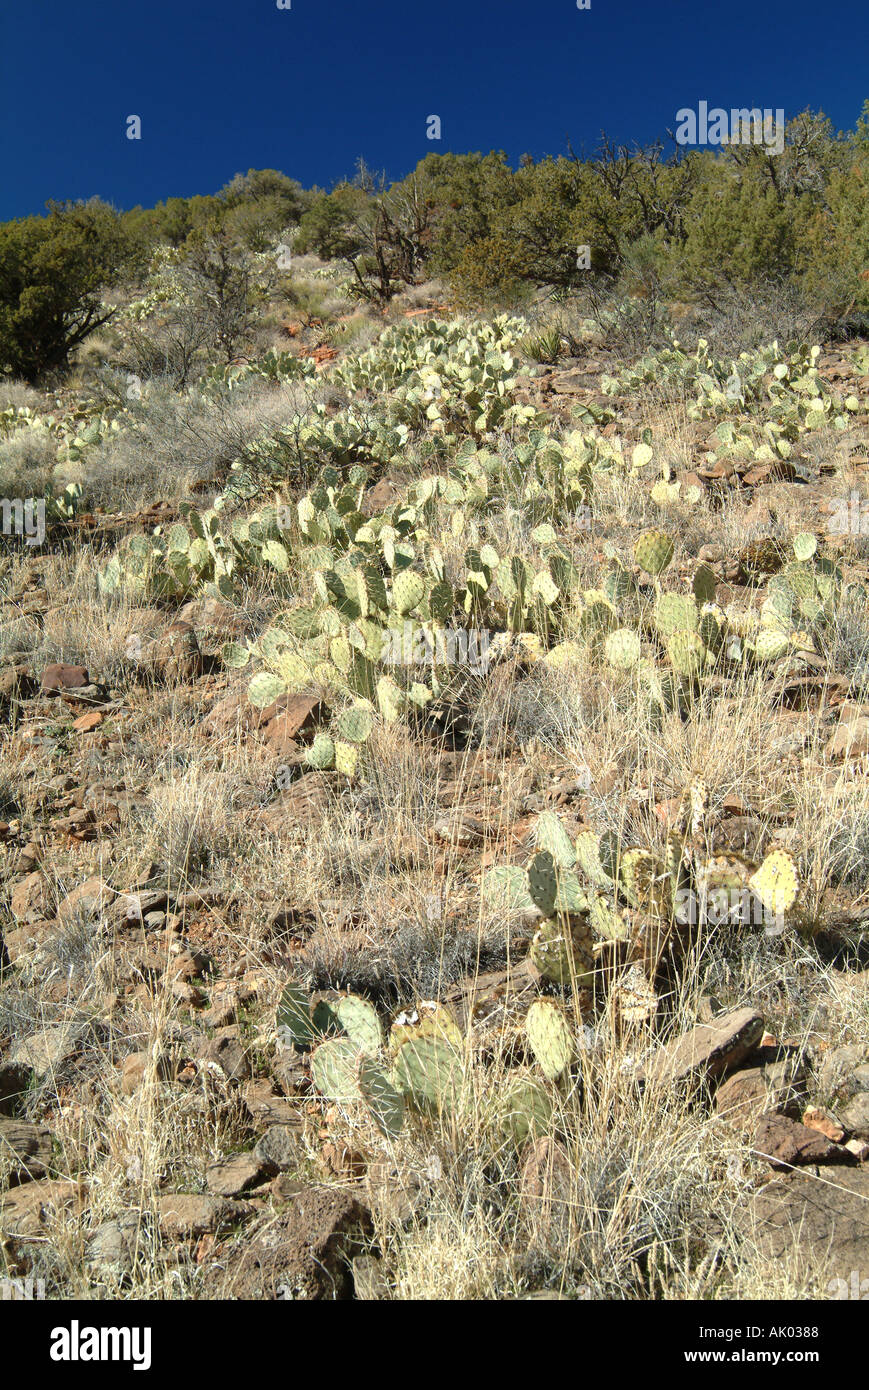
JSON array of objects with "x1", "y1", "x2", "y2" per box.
[{"x1": 3, "y1": 0, "x2": 867, "y2": 220}]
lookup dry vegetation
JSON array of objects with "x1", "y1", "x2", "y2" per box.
[{"x1": 1, "y1": 254, "x2": 868, "y2": 1301}]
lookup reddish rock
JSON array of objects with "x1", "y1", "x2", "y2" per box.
[
  {"x1": 257, "y1": 693, "x2": 326, "y2": 744},
  {"x1": 206, "y1": 1153, "x2": 267, "y2": 1198},
  {"x1": 638, "y1": 1007, "x2": 764, "y2": 1088},
  {"x1": 202, "y1": 1187, "x2": 371, "y2": 1299},
  {"x1": 153, "y1": 622, "x2": 203, "y2": 683},
  {"x1": 72, "y1": 710, "x2": 103, "y2": 732},
  {"x1": 0, "y1": 1179, "x2": 87, "y2": 1241},
  {"x1": 56, "y1": 876, "x2": 112, "y2": 924},
  {"x1": 802, "y1": 1106, "x2": 845, "y2": 1142},
  {"x1": 827, "y1": 712, "x2": 869, "y2": 760},
  {"x1": 41, "y1": 663, "x2": 89, "y2": 691},
  {"x1": 10, "y1": 872, "x2": 51, "y2": 924},
  {"x1": 202, "y1": 691, "x2": 254, "y2": 734},
  {"x1": 753, "y1": 1112, "x2": 854, "y2": 1169},
  {"x1": 156, "y1": 1193, "x2": 252, "y2": 1239}
]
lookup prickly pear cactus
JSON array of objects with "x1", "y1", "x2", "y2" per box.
[
  {"x1": 525, "y1": 999, "x2": 574, "y2": 1079},
  {"x1": 634, "y1": 528, "x2": 674, "y2": 577},
  {"x1": 393, "y1": 1037, "x2": 462, "y2": 1111},
  {"x1": 499, "y1": 1073, "x2": 554, "y2": 1145},
  {"x1": 530, "y1": 916, "x2": 595, "y2": 987}
]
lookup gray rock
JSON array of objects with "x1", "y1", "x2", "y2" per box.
[
  {"x1": 253, "y1": 1125, "x2": 299, "y2": 1173},
  {"x1": 84, "y1": 1212, "x2": 143, "y2": 1278},
  {"x1": 206, "y1": 1153, "x2": 266, "y2": 1197}
]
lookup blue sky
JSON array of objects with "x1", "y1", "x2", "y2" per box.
[{"x1": 2, "y1": 0, "x2": 867, "y2": 219}]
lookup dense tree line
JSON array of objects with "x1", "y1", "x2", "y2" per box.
[{"x1": 2, "y1": 105, "x2": 867, "y2": 381}]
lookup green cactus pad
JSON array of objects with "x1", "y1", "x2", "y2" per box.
[
  {"x1": 619, "y1": 848, "x2": 666, "y2": 912},
  {"x1": 499, "y1": 1073, "x2": 554, "y2": 1145},
  {"x1": 393, "y1": 1037, "x2": 462, "y2": 1111},
  {"x1": 392, "y1": 570, "x2": 426, "y2": 616},
  {"x1": 754, "y1": 628, "x2": 790, "y2": 662},
  {"x1": 527, "y1": 850, "x2": 558, "y2": 916},
  {"x1": 335, "y1": 995, "x2": 383, "y2": 1056},
  {"x1": 634, "y1": 528, "x2": 674, "y2": 576},
  {"x1": 692, "y1": 564, "x2": 717, "y2": 606},
  {"x1": 248, "y1": 672, "x2": 288, "y2": 709},
  {"x1": 482, "y1": 865, "x2": 536, "y2": 913},
  {"x1": 655, "y1": 592, "x2": 699, "y2": 637},
  {"x1": 333, "y1": 740, "x2": 358, "y2": 777},
  {"x1": 666, "y1": 629, "x2": 707, "y2": 679},
  {"x1": 358, "y1": 1058, "x2": 405, "y2": 1138},
  {"x1": 525, "y1": 999, "x2": 574, "y2": 1080},
  {"x1": 389, "y1": 1002, "x2": 463, "y2": 1057},
  {"x1": 275, "y1": 980, "x2": 315, "y2": 1049},
  {"x1": 604, "y1": 628, "x2": 641, "y2": 669},
  {"x1": 575, "y1": 831, "x2": 614, "y2": 888},
  {"x1": 305, "y1": 733, "x2": 336, "y2": 769},
  {"x1": 336, "y1": 706, "x2": 374, "y2": 744},
  {"x1": 589, "y1": 895, "x2": 630, "y2": 941},
  {"x1": 221, "y1": 641, "x2": 250, "y2": 669},
  {"x1": 534, "y1": 811, "x2": 577, "y2": 868},
  {"x1": 311, "y1": 1038, "x2": 360, "y2": 1102}
]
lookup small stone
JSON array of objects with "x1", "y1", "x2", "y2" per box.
[
  {"x1": 0, "y1": 1179, "x2": 86, "y2": 1241},
  {"x1": 638, "y1": 1007, "x2": 764, "y2": 1088},
  {"x1": 11, "y1": 1025, "x2": 82, "y2": 1079},
  {"x1": 56, "y1": 875, "x2": 112, "y2": 925},
  {"x1": 839, "y1": 1091, "x2": 869, "y2": 1140},
  {"x1": 200, "y1": 1028, "x2": 250, "y2": 1083},
  {"x1": 254, "y1": 1125, "x2": 301, "y2": 1173},
  {"x1": 736, "y1": 1166, "x2": 869, "y2": 1268},
  {"x1": 259, "y1": 694, "x2": 326, "y2": 746},
  {"x1": 156, "y1": 1193, "x2": 252, "y2": 1239},
  {"x1": 845, "y1": 1138, "x2": 869, "y2": 1162},
  {"x1": 206, "y1": 1153, "x2": 266, "y2": 1197},
  {"x1": 121, "y1": 1053, "x2": 148, "y2": 1095},
  {"x1": 72, "y1": 710, "x2": 103, "y2": 732},
  {"x1": 802, "y1": 1106, "x2": 845, "y2": 1142},
  {"x1": 10, "y1": 872, "x2": 51, "y2": 924},
  {"x1": 827, "y1": 715, "x2": 869, "y2": 760},
  {"x1": 84, "y1": 1212, "x2": 142, "y2": 1277},
  {"x1": 0, "y1": 1118, "x2": 53, "y2": 1183}
]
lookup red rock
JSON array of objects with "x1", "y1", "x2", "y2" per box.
[
  {"x1": 827, "y1": 714, "x2": 869, "y2": 760},
  {"x1": 41, "y1": 663, "x2": 89, "y2": 691},
  {"x1": 258, "y1": 693, "x2": 326, "y2": 747},
  {"x1": 10, "y1": 872, "x2": 51, "y2": 924},
  {"x1": 802, "y1": 1106, "x2": 846, "y2": 1142},
  {"x1": 753, "y1": 1112, "x2": 853, "y2": 1169},
  {"x1": 72, "y1": 710, "x2": 103, "y2": 732}
]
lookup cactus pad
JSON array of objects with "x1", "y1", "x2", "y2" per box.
[
  {"x1": 525, "y1": 999, "x2": 574, "y2": 1079},
  {"x1": 605, "y1": 628, "x2": 641, "y2": 669},
  {"x1": 634, "y1": 529, "x2": 674, "y2": 576},
  {"x1": 335, "y1": 994, "x2": 383, "y2": 1056},
  {"x1": 393, "y1": 1037, "x2": 462, "y2": 1111},
  {"x1": 749, "y1": 849, "x2": 799, "y2": 920}
]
